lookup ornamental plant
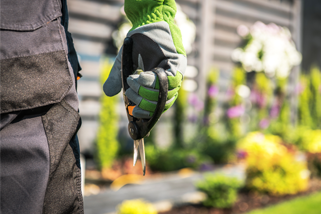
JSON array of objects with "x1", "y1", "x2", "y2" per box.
[
  {"x1": 232, "y1": 21, "x2": 301, "y2": 78},
  {"x1": 293, "y1": 127, "x2": 321, "y2": 178},
  {"x1": 196, "y1": 174, "x2": 243, "y2": 208},
  {"x1": 145, "y1": 144, "x2": 213, "y2": 172},
  {"x1": 296, "y1": 129, "x2": 321, "y2": 154},
  {"x1": 117, "y1": 199, "x2": 157, "y2": 214},
  {"x1": 309, "y1": 67, "x2": 321, "y2": 129},
  {"x1": 96, "y1": 60, "x2": 119, "y2": 170},
  {"x1": 298, "y1": 75, "x2": 313, "y2": 128},
  {"x1": 225, "y1": 67, "x2": 247, "y2": 138},
  {"x1": 237, "y1": 132, "x2": 309, "y2": 195},
  {"x1": 199, "y1": 68, "x2": 246, "y2": 163}
]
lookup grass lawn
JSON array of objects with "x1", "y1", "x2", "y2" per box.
[{"x1": 247, "y1": 191, "x2": 321, "y2": 214}]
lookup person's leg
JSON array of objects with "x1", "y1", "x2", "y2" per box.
[
  {"x1": 41, "y1": 100, "x2": 83, "y2": 214},
  {"x1": 1, "y1": 111, "x2": 50, "y2": 214},
  {"x1": 1, "y1": 100, "x2": 83, "y2": 214}
]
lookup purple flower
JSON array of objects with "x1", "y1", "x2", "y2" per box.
[
  {"x1": 227, "y1": 105, "x2": 245, "y2": 118},
  {"x1": 250, "y1": 90, "x2": 266, "y2": 108},
  {"x1": 203, "y1": 116, "x2": 210, "y2": 126},
  {"x1": 188, "y1": 93, "x2": 204, "y2": 111},
  {"x1": 199, "y1": 163, "x2": 214, "y2": 171},
  {"x1": 226, "y1": 87, "x2": 235, "y2": 99},
  {"x1": 257, "y1": 94, "x2": 266, "y2": 108},
  {"x1": 237, "y1": 150, "x2": 248, "y2": 159},
  {"x1": 188, "y1": 93, "x2": 198, "y2": 106},
  {"x1": 188, "y1": 115, "x2": 198, "y2": 123},
  {"x1": 259, "y1": 119, "x2": 270, "y2": 129},
  {"x1": 319, "y1": 85, "x2": 321, "y2": 94},
  {"x1": 208, "y1": 85, "x2": 218, "y2": 98},
  {"x1": 186, "y1": 155, "x2": 196, "y2": 163},
  {"x1": 250, "y1": 90, "x2": 259, "y2": 103},
  {"x1": 270, "y1": 103, "x2": 280, "y2": 118}
]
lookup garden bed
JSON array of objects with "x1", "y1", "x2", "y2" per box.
[{"x1": 160, "y1": 179, "x2": 321, "y2": 214}]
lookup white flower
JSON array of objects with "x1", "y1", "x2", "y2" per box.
[
  {"x1": 236, "y1": 85, "x2": 251, "y2": 98},
  {"x1": 231, "y1": 48, "x2": 243, "y2": 62},
  {"x1": 232, "y1": 22, "x2": 302, "y2": 78}
]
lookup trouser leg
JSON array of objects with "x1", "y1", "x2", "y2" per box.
[
  {"x1": 0, "y1": 100, "x2": 83, "y2": 214},
  {"x1": 1, "y1": 112, "x2": 50, "y2": 214}
]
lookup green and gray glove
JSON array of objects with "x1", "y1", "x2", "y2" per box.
[{"x1": 103, "y1": 0, "x2": 187, "y2": 118}]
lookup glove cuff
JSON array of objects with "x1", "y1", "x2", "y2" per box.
[{"x1": 125, "y1": 4, "x2": 164, "y2": 30}]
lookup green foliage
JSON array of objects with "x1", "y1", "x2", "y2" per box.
[
  {"x1": 145, "y1": 144, "x2": 212, "y2": 172},
  {"x1": 225, "y1": 67, "x2": 246, "y2": 138},
  {"x1": 255, "y1": 72, "x2": 273, "y2": 96},
  {"x1": 295, "y1": 129, "x2": 321, "y2": 153},
  {"x1": 199, "y1": 126, "x2": 237, "y2": 164},
  {"x1": 284, "y1": 127, "x2": 321, "y2": 178},
  {"x1": 247, "y1": 191, "x2": 321, "y2": 214},
  {"x1": 196, "y1": 174, "x2": 243, "y2": 208},
  {"x1": 96, "y1": 60, "x2": 119, "y2": 170},
  {"x1": 309, "y1": 66, "x2": 321, "y2": 129},
  {"x1": 117, "y1": 199, "x2": 157, "y2": 214},
  {"x1": 204, "y1": 68, "x2": 219, "y2": 125},
  {"x1": 173, "y1": 87, "x2": 188, "y2": 148},
  {"x1": 268, "y1": 102, "x2": 291, "y2": 140},
  {"x1": 307, "y1": 153, "x2": 321, "y2": 178},
  {"x1": 298, "y1": 75, "x2": 313, "y2": 127},
  {"x1": 238, "y1": 132, "x2": 309, "y2": 196},
  {"x1": 197, "y1": 69, "x2": 237, "y2": 163},
  {"x1": 232, "y1": 67, "x2": 246, "y2": 88}
]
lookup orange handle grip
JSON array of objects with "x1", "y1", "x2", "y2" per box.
[{"x1": 128, "y1": 105, "x2": 135, "y2": 116}]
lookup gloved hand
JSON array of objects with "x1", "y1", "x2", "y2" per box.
[{"x1": 103, "y1": 0, "x2": 187, "y2": 119}]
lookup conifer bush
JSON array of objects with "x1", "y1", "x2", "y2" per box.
[
  {"x1": 196, "y1": 174, "x2": 243, "y2": 208},
  {"x1": 96, "y1": 60, "x2": 119, "y2": 170}
]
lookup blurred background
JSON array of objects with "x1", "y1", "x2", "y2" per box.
[{"x1": 68, "y1": 0, "x2": 321, "y2": 213}]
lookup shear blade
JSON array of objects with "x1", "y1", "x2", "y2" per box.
[
  {"x1": 138, "y1": 138, "x2": 146, "y2": 176},
  {"x1": 133, "y1": 140, "x2": 139, "y2": 166}
]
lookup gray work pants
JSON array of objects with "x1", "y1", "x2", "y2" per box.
[{"x1": 0, "y1": 0, "x2": 84, "y2": 213}]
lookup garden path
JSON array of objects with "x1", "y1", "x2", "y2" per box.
[{"x1": 84, "y1": 164, "x2": 245, "y2": 214}]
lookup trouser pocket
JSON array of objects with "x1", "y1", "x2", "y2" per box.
[{"x1": 42, "y1": 99, "x2": 83, "y2": 214}]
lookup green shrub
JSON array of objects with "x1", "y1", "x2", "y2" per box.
[
  {"x1": 296, "y1": 129, "x2": 321, "y2": 153},
  {"x1": 298, "y1": 75, "x2": 313, "y2": 128},
  {"x1": 225, "y1": 67, "x2": 246, "y2": 139},
  {"x1": 173, "y1": 88, "x2": 188, "y2": 148},
  {"x1": 309, "y1": 67, "x2": 321, "y2": 129},
  {"x1": 238, "y1": 132, "x2": 309, "y2": 195},
  {"x1": 294, "y1": 128, "x2": 321, "y2": 178},
  {"x1": 200, "y1": 127, "x2": 237, "y2": 164},
  {"x1": 198, "y1": 68, "x2": 238, "y2": 164},
  {"x1": 307, "y1": 153, "x2": 321, "y2": 178},
  {"x1": 145, "y1": 144, "x2": 213, "y2": 172},
  {"x1": 95, "y1": 60, "x2": 119, "y2": 170},
  {"x1": 196, "y1": 174, "x2": 243, "y2": 208},
  {"x1": 117, "y1": 199, "x2": 157, "y2": 214}
]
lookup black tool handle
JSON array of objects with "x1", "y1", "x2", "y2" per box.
[{"x1": 121, "y1": 37, "x2": 168, "y2": 140}]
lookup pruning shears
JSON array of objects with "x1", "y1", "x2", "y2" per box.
[{"x1": 121, "y1": 37, "x2": 168, "y2": 176}]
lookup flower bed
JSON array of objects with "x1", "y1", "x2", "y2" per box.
[{"x1": 160, "y1": 179, "x2": 321, "y2": 214}]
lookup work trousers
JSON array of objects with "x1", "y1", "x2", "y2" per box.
[{"x1": 0, "y1": 0, "x2": 84, "y2": 213}]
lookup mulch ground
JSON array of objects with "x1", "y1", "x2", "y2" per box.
[{"x1": 160, "y1": 179, "x2": 321, "y2": 214}]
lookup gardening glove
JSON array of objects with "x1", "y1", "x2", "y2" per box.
[{"x1": 103, "y1": 0, "x2": 187, "y2": 119}]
